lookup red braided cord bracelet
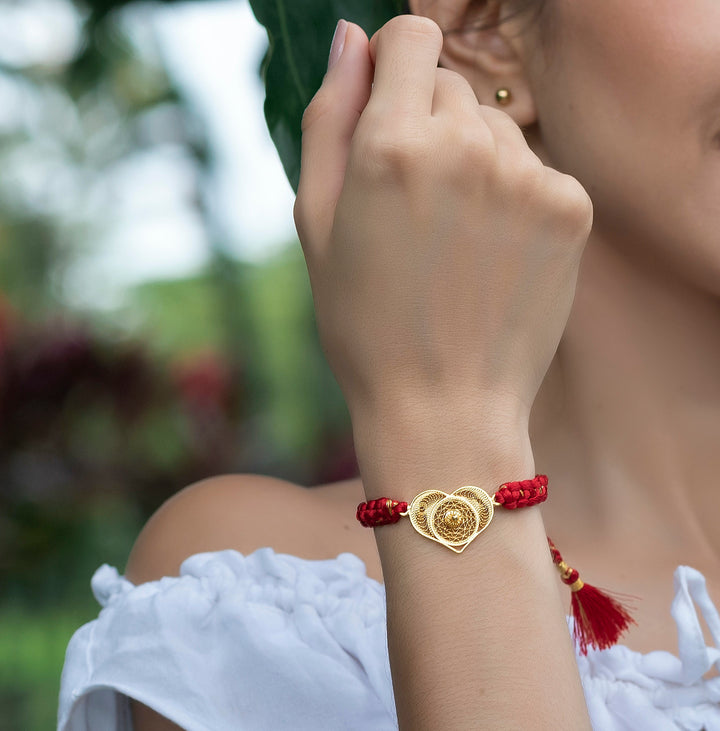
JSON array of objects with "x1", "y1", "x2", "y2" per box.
[
  {"x1": 356, "y1": 474, "x2": 636, "y2": 655},
  {"x1": 357, "y1": 474, "x2": 549, "y2": 528}
]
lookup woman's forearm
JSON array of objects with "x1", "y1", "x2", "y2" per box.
[{"x1": 353, "y1": 408, "x2": 592, "y2": 730}]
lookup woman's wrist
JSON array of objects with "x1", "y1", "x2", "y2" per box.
[{"x1": 351, "y1": 397, "x2": 535, "y2": 502}]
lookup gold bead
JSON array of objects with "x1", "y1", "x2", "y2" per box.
[
  {"x1": 569, "y1": 578, "x2": 585, "y2": 593},
  {"x1": 444, "y1": 509, "x2": 462, "y2": 527},
  {"x1": 495, "y1": 88, "x2": 512, "y2": 106}
]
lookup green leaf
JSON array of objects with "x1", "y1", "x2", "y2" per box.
[{"x1": 248, "y1": 0, "x2": 405, "y2": 193}]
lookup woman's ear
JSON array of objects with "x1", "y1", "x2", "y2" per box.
[{"x1": 407, "y1": 0, "x2": 538, "y2": 127}]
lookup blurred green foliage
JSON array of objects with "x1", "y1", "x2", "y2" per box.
[
  {"x1": 1, "y1": 607, "x2": 101, "y2": 731},
  {"x1": 0, "y1": 496, "x2": 142, "y2": 731},
  {"x1": 120, "y1": 244, "x2": 353, "y2": 478}
]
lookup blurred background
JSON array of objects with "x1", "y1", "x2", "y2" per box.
[{"x1": 0, "y1": 1, "x2": 357, "y2": 727}]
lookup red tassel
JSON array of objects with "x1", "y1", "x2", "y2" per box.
[{"x1": 547, "y1": 537, "x2": 637, "y2": 655}]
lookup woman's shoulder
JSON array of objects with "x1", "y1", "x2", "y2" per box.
[{"x1": 124, "y1": 472, "x2": 382, "y2": 587}]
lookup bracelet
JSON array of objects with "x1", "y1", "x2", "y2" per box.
[
  {"x1": 356, "y1": 474, "x2": 637, "y2": 655},
  {"x1": 356, "y1": 475, "x2": 548, "y2": 553}
]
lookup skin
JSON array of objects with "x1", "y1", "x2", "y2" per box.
[
  {"x1": 525, "y1": 0, "x2": 720, "y2": 293},
  {"x1": 500, "y1": 0, "x2": 720, "y2": 653}
]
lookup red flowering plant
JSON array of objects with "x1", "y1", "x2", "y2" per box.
[{"x1": 0, "y1": 306, "x2": 242, "y2": 602}]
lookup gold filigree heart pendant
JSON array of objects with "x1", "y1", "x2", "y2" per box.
[{"x1": 407, "y1": 487, "x2": 494, "y2": 553}]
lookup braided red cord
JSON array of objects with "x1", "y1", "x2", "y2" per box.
[
  {"x1": 356, "y1": 475, "x2": 548, "y2": 527},
  {"x1": 493, "y1": 474, "x2": 548, "y2": 510},
  {"x1": 547, "y1": 536, "x2": 581, "y2": 585},
  {"x1": 356, "y1": 498, "x2": 409, "y2": 527}
]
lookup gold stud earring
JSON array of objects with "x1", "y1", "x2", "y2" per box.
[{"x1": 495, "y1": 88, "x2": 512, "y2": 106}]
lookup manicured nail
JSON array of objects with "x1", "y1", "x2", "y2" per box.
[{"x1": 328, "y1": 19, "x2": 348, "y2": 71}]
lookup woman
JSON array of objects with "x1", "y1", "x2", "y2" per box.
[{"x1": 57, "y1": 1, "x2": 720, "y2": 729}]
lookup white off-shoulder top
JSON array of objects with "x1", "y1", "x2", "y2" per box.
[{"x1": 57, "y1": 549, "x2": 720, "y2": 730}]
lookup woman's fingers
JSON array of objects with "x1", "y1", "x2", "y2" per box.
[
  {"x1": 296, "y1": 13, "x2": 546, "y2": 260},
  {"x1": 295, "y1": 16, "x2": 444, "y2": 254},
  {"x1": 368, "y1": 15, "x2": 443, "y2": 117},
  {"x1": 431, "y1": 69, "x2": 537, "y2": 164},
  {"x1": 430, "y1": 67, "x2": 481, "y2": 118},
  {"x1": 294, "y1": 22, "x2": 373, "y2": 250},
  {"x1": 476, "y1": 105, "x2": 538, "y2": 163}
]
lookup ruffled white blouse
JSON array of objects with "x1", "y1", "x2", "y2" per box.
[{"x1": 57, "y1": 549, "x2": 720, "y2": 730}]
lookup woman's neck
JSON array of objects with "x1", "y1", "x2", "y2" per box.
[{"x1": 532, "y1": 231, "x2": 720, "y2": 570}]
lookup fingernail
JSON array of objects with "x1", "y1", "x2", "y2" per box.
[{"x1": 328, "y1": 19, "x2": 348, "y2": 71}]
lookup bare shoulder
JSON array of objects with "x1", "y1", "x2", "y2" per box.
[
  {"x1": 124, "y1": 472, "x2": 378, "y2": 586},
  {"x1": 125, "y1": 474, "x2": 322, "y2": 584}
]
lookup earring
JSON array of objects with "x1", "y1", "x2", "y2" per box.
[{"x1": 495, "y1": 88, "x2": 512, "y2": 106}]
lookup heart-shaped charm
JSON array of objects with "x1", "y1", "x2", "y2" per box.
[{"x1": 407, "y1": 486, "x2": 494, "y2": 553}]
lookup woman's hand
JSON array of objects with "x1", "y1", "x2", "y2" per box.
[{"x1": 294, "y1": 15, "x2": 592, "y2": 435}]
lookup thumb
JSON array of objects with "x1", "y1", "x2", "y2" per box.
[{"x1": 294, "y1": 21, "x2": 373, "y2": 250}]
